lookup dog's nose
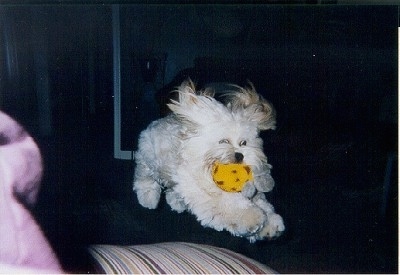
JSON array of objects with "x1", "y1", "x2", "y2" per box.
[{"x1": 234, "y1": 152, "x2": 244, "y2": 163}]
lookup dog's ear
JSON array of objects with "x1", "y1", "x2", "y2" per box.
[
  {"x1": 166, "y1": 79, "x2": 201, "y2": 123},
  {"x1": 167, "y1": 79, "x2": 229, "y2": 126},
  {"x1": 225, "y1": 82, "x2": 276, "y2": 131}
]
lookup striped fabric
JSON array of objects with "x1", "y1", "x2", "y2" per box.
[{"x1": 88, "y1": 242, "x2": 276, "y2": 274}]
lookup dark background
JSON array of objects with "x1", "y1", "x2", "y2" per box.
[{"x1": 0, "y1": 3, "x2": 398, "y2": 273}]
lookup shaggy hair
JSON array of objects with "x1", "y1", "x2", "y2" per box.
[{"x1": 133, "y1": 80, "x2": 284, "y2": 242}]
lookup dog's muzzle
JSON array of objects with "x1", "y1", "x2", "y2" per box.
[{"x1": 234, "y1": 152, "x2": 244, "y2": 163}]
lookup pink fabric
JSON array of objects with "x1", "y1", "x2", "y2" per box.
[{"x1": 0, "y1": 111, "x2": 63, "y2": 272}]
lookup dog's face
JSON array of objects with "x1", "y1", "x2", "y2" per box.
[
  {"x1": 196, "y1": 120, "x2": 264, "y2": 168},
  {"x1": 168, "y1": 80, "x2": 275, "y2": 173}
]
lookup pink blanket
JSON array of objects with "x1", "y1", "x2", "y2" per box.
[{"x1": 0, "y1": 111, "x2": 62, "y2": 273}]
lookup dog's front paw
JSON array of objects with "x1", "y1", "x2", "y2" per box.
[
  {"x1": 254, "y1": 173, "x2": 275, "y2": 192},
  {"x1": 227, "y1": 207, "x2": 267, "y2": 237},
  {"x1": 251, "y1": 213, "x2": 285, "y2": 242}
]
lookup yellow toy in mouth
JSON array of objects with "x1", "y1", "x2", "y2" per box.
[{"x1": 212, "y1": 162, "x2": 253, "y2": 192}]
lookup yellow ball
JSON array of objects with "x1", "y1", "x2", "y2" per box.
[{"x1": 212, "y1": 162, "x2": 253, "y2": 192}]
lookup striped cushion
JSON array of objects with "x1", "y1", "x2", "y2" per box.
[{"x1": 88, "y1": 242, "x2": 276, "y2": 274}]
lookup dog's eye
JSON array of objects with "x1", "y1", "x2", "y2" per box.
[
  {"x1": 219, "y1": 139, "x2": 230, "y2": 144},
  {"x1": 239, "y1": 140, "x2": 247, "y2": 146}
]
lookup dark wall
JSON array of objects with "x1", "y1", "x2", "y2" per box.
[{"x1": 1, "y1": 5, "x2": 397, "y2": 142}]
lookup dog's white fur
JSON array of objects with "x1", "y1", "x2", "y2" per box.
[{"x1": 133, "y1": 80, "x2": 284, "y2": 242}]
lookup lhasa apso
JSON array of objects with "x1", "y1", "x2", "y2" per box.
[{"x1": 133, "y1": 80, "x2": 284, "y2": 242}]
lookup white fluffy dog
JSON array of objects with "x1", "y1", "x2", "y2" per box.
[{"x1": 133, "y1": 80, "x2": 284, "y2": 242}]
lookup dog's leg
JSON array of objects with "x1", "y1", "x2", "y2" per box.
[
  {"x1": 241, "y1": 182, "x2": 257, "y2": 199},
  {"x1": 165, "y1": 189, "x2": 187, "y2": 213},
  {"x1": 133, "y1": 161, "x2": 161, "y2": 209},
  {"x1": 252, "y1": 164, "x2": 275, "y2": 193},
  {"x1": 188, "y1": 191, "x2": 268, "y2": 238},
  {"x1": 226, "y1": 203, "x2": 267, "y2": 238},
  {"x1": 249, "y1": 192, "x2": 285, "y2": 242}
]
